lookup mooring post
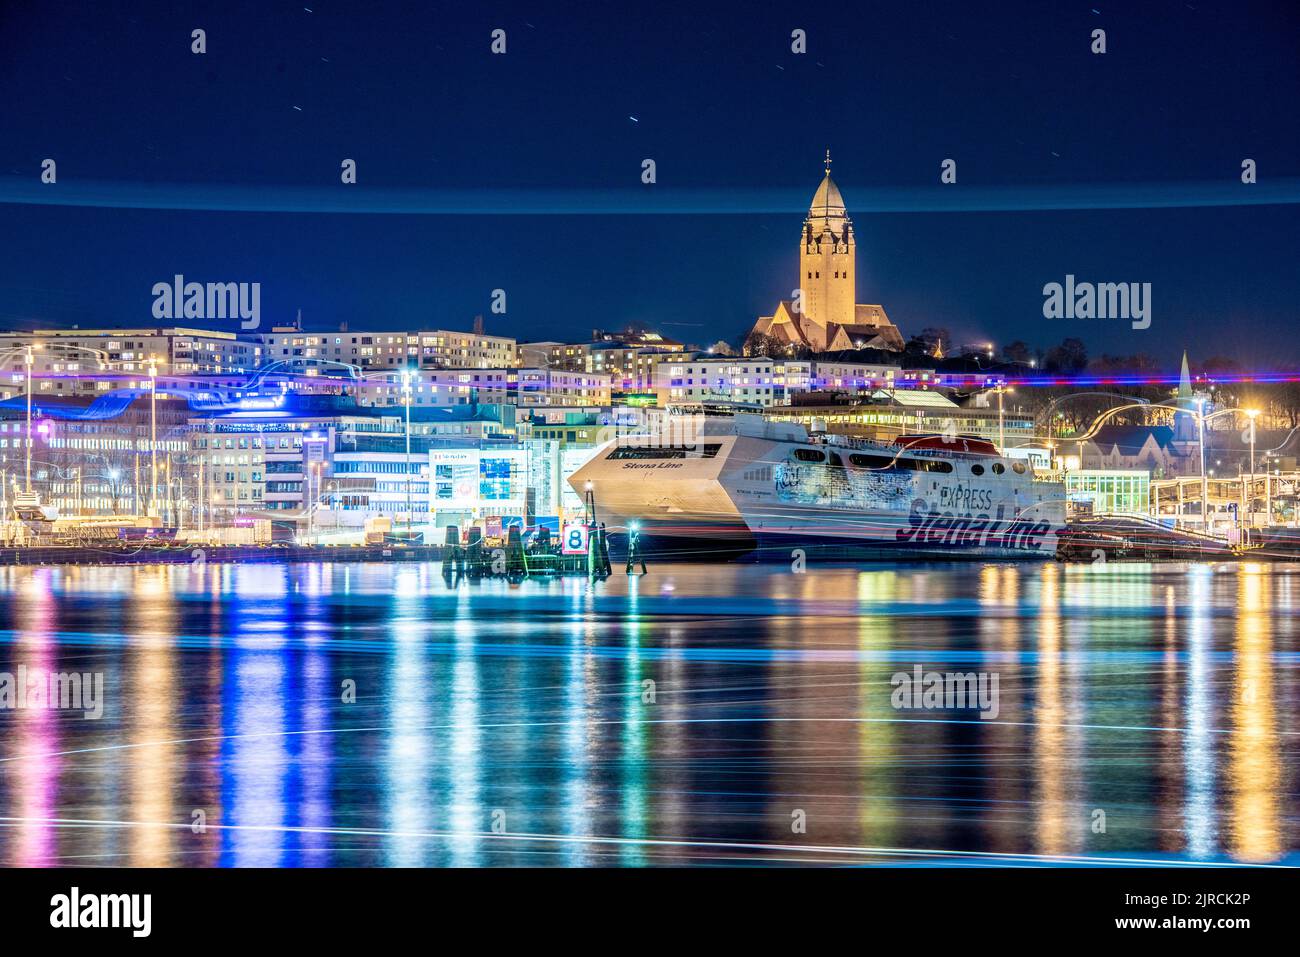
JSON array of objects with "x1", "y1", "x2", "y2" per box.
[
  {"x1": 442, "y1": 524, "x2": 462, "y2": 578},
  {"x1": 465, "y1": 526, "x2": 483, "y2": 576},
  {"x1": 598, "y1": 522, "x2": 613, "y2": 577},
  {"x1": 506, "y1": 524, "x2": 526, "y2": 577},
  {"x1": 626, "y1": 525, "x2": 648, "y2": 575}
]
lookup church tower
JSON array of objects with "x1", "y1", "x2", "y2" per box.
[
  {"x1": 799, "y1": 151, "x2": 856, "y2": 337},
  {"x1": 748, "y1": 154, "x2": 904, "y2": 355}
]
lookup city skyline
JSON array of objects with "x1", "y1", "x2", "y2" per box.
[
  {"x1": 2, "y1": 1, "x2": 1298, "y2": 364},
  {"x1": 2, "y1": 2, "x2": 1300, "y2": 931}
]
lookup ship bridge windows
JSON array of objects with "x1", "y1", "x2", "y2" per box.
[
  {"x1": 845, "y1": 452, "x2": 951, "y2": 473},
  {"x1": 970, "y1": 464, "x2": 985, "y2": 476},
  {"x1": 898, "y1": 457, "x2": 953, "y2": 473},
  {"x1": 992, "y1": 463, "x2": 1006, "y2": 475},
  {"x1": 793, "y1": 448, "x2": 825, "y2": 462},
  {"x1": 849, "y1": 453, "x2": 896, "y2": 469},
  {"x1": 1012, "y1": 461, "x2": 1027, "y2": 474},
  {"x1": 608, "y1": 443, "x2": 722, "y2": 460}
]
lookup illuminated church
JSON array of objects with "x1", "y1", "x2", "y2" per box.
[{"x1": 749, "y1": 153, "x2": 905, "y2": 353}]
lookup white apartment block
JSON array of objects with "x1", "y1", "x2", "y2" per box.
[
  {"x1": 252, "y1": 328, "x2": 518, "y2": 374},
  {"x1": 812, "y1": 360, "x2": 900, "y2": 391},
  {"x1": 513, "y1": 369, "x2": 610, "y2": 406},
  {"x1": 653, "y1": 357, "x2": 902, "y2": 407},
  {"x1": 355, "y1": 369, "x2": 514, "y2": 407},
  {"x1": 0, "y1": 327, "x2": 260, "y2": 399},
  {"x1": 352, "y1": 368, "x2": 610, "y2": 408},
  {"x1": 653, "y1": 357, "x2": 808, "y2": 408}
]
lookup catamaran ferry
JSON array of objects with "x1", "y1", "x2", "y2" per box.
[{"x1": 570, "y1": 411, "x2": 1066, "y2": 560}]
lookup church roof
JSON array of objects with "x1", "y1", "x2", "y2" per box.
[
  {"x1": 810, "y1": 172, "x2": 846, "y2": 218},
  {"x1": 1090, "y1": 424, "x2": 1176, "y2": 454},
  {"x1": 811, "y1": 174, "x2": 842, "y2": 213},
  {"x1": 851, "y1": 304, "x2": 890, "y2": 326}
]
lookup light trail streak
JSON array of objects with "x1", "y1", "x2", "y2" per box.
[
  {"x1": 0, "y1": 815, "x2": 1288, "y2": 867},
  {"x1": 3, "y1": 178, "x2": 1300, "y2": 215},
  {"x1": 2, "y1": 711, "x2": 1297, "y2": 769}
]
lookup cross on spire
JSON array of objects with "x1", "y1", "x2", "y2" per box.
[{"x1": 824, "y1": 149, "x2": 832, "y2": 175}]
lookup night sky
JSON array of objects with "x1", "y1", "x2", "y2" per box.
[{"x1": 1, "y1": 0, "x2": 1298, "y2": 365}]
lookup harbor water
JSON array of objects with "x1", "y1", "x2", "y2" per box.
[{"x1": 0, "y1": 560, "x2": 1296, "y2": 866}]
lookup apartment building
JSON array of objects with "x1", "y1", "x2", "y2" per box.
[
  {"x1": 522, "y1": 328, "x2": 685, "y2": 393},
  {"x1": 653, "y1": 357, "x2": 815, "y2": 408},
  {"x1": 0, "y1": 327, "x2": 260, "y2": 399},
  {"x1": 355, "y1": 368, "x2": 610, "y2": 408},
  {"x1": 251, "y1": 327, "x2": 518, "y2": 374}
]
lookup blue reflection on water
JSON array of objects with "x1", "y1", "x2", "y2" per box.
[
  {"x1": 222, "y1": 650, "x2": 287, "y2": 867},
  {"x1": 0, "y1": 560, "x2": 1295, "y2": 868}
]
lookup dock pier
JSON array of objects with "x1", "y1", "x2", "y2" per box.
[{"x1": 1057, "y1": 515, "x2": 1300, "y2": 561}]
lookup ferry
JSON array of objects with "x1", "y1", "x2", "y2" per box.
[{"x1": 569, "y1": 411, "x2": 1066, "y2": 560}]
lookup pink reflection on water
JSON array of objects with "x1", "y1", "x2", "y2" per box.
[{"x1": 13, "y1": 570, "x2": 60, "y2": 867}]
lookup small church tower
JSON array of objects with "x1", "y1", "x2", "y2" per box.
[{"x1": 1173, "y1": 350, "x2": 1200, "y2": 442}]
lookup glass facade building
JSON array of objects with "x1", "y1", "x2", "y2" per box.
[{"x1": 1064, "y1": 470, "x2": 1150, "y2": 515}]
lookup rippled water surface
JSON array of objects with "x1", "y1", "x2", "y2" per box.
[{"x1": 0, "y1": 560, "x2": 1296, "y2": 866}]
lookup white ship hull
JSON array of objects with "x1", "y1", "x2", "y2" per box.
[{"x1": 570, "y1": 413, "x2": 1066, "y2": 561}]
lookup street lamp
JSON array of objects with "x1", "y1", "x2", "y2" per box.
[
  {"x1": 23, "y1": 345, "x2": 34, "y2": 494},
  {"x1": 307, "y1": 461, "x2": 319, "y2": 544},
  {"x1": 108, "y1": 467, "x2": 122, "y2": 513},
  {"x1": 1245, "y1": 408, "x2": 1259, "y2": 526},
  {"x1": 1266, "y1": 458, "x2": 1273, "y2": 525},
  {"x1": 402, "y1": 369, "x2": 413, "y2": 540},
  {"x1": 148, "y1": 355, "x2": 158, "y2": 515},
  {"x1": 1196, "y1": 397, "x2": 1210, "y2": 531},
  {"x1": 990, "y1": 383, "x2": 1015, "y2": 451},
  {"x1": 1246, "y1": 408, "x2": 1259, "y2": 477},
  {"x1": 303, "y1": 432, "x2": 328, "y2": 545},
  {"x1": 995, "y1": 384, "x2": 1005, "y2": 450}
]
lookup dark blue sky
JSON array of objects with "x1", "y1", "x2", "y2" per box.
[{"x1": 1, "y1": 0, "x2": 1297, "y2": 365}]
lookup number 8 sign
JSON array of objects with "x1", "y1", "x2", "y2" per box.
[{"x1": 561, "y1": 523, "x2": 590, "y2": 555}]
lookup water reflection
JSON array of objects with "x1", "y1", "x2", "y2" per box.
[
  {"x1": 0, "y1": 560, "x2": 1296, "y2": 867},
  {"x1": 127, "y1": 568, "x2": 177, "y2": 867},
  {"x1": 12, "y1": 570, "x2": 59, "y2": 867},
  {"x1": 1184, "y1": 567, "x2": 1217, "y2": 858},
  {"x1": 1229, "y1": 566, "x2": 1281, "y2": 862}
]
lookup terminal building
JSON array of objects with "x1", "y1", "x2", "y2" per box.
[{"x1": 186, "y1": 393, "x2": 605, "y2": 540}]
